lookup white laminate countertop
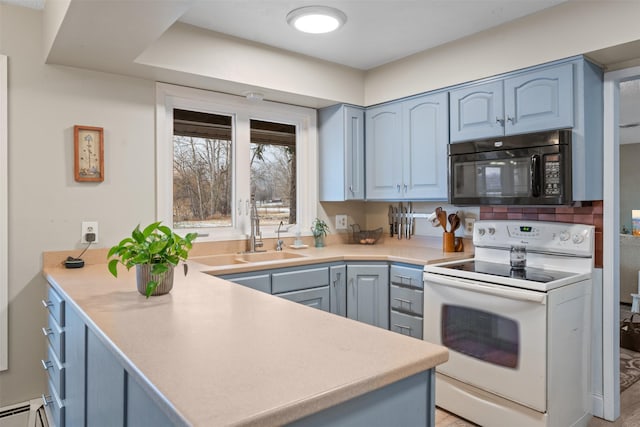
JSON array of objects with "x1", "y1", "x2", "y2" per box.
[{"x1": 43, "y1": 239, "x2": 463, "y2": 426}]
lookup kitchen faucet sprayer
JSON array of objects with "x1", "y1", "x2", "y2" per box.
[
  {"x1": 248, "y1": 194, "x2": 265, "y2": 253},
  {"x1": 276, "y1": 221, "x2": 284, "y2": 251}
]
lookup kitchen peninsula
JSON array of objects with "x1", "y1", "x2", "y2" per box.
[{"x1": 42, "y1": 240, "x2": 461, "y2": 426}]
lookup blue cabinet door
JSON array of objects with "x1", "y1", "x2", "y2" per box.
[
  {"x1": 402, "y1": 92, "x2": 449, "y2": 200},
  {"x1": 450, "y1": 80, "x2": 504, "y2": 142},
  {"x1": 504, "y1": 63, "x2": 574, "y2": 135},
  {"x1": 277, "y1": 286, "x2": 330, "y2": 311},
  {"x1": 330, "y1": 264, "x2": 347, "y2": 316},
  {"x1": 347, "y1": 264, "x2": 389, "y2": 329},
  {"x1": 365, "y1": 103, "x2": 403, "y2": 199},
  {"x1": 345, "y1": 106, "x2": 365, "y2": 200},
  {"x1": 319, "y1": 105, "x2": 365, "y2": 201}
]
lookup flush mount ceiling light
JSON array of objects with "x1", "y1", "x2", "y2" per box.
[{"x1": 286, "y1": 6, "x2": 347, "y2": 34}]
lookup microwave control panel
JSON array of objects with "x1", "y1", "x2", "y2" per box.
[{"x1": 543, "y1": 155, "x2": 561, "y2": 196}]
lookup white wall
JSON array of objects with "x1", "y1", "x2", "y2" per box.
[
  {"x1": 0, "y1": 4, "x2": 156, "y2": 405},
  {"x1": 365, "y1": 1, "x2": 640, "y2": 105}
]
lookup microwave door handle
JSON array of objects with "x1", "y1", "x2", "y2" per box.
[{"x1": 531, "y1": 154, "x2": 541, "y2": 198}]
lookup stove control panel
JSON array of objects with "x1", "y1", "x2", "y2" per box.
[{"x1": 473, "y1": 220, "x2": 594, "y2": 257}]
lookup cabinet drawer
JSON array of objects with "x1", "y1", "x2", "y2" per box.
[
  {"x1": 277, "y1": 286, "x2": 330, "y2": 312},
  {"x1": 389, "y1": 265, "x2": 423, "y2": 289},
  {"x1": 390, "y1": 285, "x2": 423, "y2": 316},
  {"x1": 43, "y1": 345, "x2": 65, "y2": 399},
  {"x1": 390, "y1": 311, "x2": 423, "y2": 340},
  {"x1": 272, "y1": 267, "x2": 329, "y2": 294},
  {"x1": 44, "y1": 378, "x2": 65, "y2": 427},
  {"x1": 43, "y1": 313, "x2": 65, "y2": 362},
  {"x1": 225, "y1": 273, "x2": 271, "y2": 294},
  {"x1": 43, "y1": 286, "x2": 65, "y2": 326}
]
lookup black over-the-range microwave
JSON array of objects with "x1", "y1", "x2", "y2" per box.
[{"x1": 448, "y1": 129, "x2": 572, "y2": 206}]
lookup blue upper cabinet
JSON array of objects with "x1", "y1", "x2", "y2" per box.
[
  {"x1": 449, "y1": 56, "x2": 602, "y2": 200},
  {"x1": 365, "y1": 92, "x2": 448, "y2": 200},
  {"x1": 505, "y1": 63, "x2": 573, "y2": 135},
  {"x1": 365, "y1": 102, "x2": 403, "y2": 199},
  {"x1": 319, "y1": 104, "x2": 365, "y2": 201},
  {"x1": 450, "y1": 63, "x2": 574, "y2": 142},
  {"x1": 402, "y1": 92, "x2": 449, "y2": 200},
  {"x1": 449, "y1": 81, "x2": 504, "y2": 142}
]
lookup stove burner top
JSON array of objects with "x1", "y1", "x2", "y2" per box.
[{"x1": 445, "y1": 260, "x2": 577, "y2": 283}]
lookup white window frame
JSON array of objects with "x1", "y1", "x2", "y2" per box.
[{"x1": 155, "y1": 83, "x2": 318, "y2": 241}]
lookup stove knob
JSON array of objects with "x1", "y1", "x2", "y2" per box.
[
  {"x1": 477, "y1": 228, "x2": 485, "y2": 236},
  {"x1": 572, "y1": 233, "x2": 585, "y2": 244},
  {"x1": 559, "y1": 231, "x2": 570, "y2": 241},
  {"x1": 488, "y1": 227, "x2": 495, "y2": 235}
]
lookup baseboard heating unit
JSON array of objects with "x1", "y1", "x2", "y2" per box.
[{"x1": 0, "y1": 399, "x2": 48, "y2": 427}]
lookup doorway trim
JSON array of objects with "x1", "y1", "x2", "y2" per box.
[
  {"x1": 0, "y1": 54, "x2": 7, "y2": 371},
  {"x1": 602, "y1": 65, "x2": 640, "y2": 420}
]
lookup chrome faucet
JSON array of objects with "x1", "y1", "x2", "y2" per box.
[
  {"x1": 276, "y1": 221, "x2": 284, "y2": 251},
  {"x1": 248, "y1": 195, "x2": 265, "y2": 253}
]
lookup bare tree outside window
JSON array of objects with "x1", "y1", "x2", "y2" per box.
[
  {"x1": 173, "y1": 110, "x2": 233, "y2": 229},
  {"x1": 250, "y1": 120, "x2": 296, "y2": 226}
]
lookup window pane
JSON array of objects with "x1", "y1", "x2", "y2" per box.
[
  {"x1": 173, "y1": 109, "x2": 232, "y2": 229},
  {"x1": 250, "y1": 120, "x2": 296, "y2": 226}
]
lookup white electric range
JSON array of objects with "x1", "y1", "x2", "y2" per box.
[{"x1": 423, "y1": 220, "x2": 594, "y2": 427}]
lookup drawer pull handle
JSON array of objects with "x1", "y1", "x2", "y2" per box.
[
  {"x1": 42, "y1": 300, "x2": 53, "y2": 309},
  {"x1": 41, "y1": 359, "x2": 53, "y2": 371},
  {"x1": 394, "y1": 275, "x2": 413, "y2": 285},
  {"x1": 42, "y1": 327, "x2": 53, "y2": 337},
  {"x1": 333, "y1": 272, "x2": 341, "y2": 288},
  {"x1": 393, "y1": 324, "x2": 412, "y2": 333},
  {"x1": 42, "y1": 394, "x2": 52, "y2": 407},
  {"x1": 393, "y1": 297, "x2": 412, "y2": 307}
]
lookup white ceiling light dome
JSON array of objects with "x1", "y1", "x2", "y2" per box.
[{"x1": 286, "y1": 6, "x2": 347, "y2": 34}]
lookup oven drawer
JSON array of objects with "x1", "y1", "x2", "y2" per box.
[
  {"x1": 43, "y1": 286, "x2": 65, "y2": 326},
  {"x1": 390, "y1": 311, "x2": 423, "y2": 339},
  {"x1": 43, "y1": 313, "x2": 65, "y2": 362},
  {"x1": 390, "y1": 285, "x2": 423, "y2": 316},
  {"x1": 390, "y1": 265, "x2": 423, "y2": 289}
]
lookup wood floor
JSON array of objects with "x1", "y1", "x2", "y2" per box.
[{"x1": 435, "y1": 407, "x2": 478, "y2": 426}]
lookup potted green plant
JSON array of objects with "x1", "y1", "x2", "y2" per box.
[
  {"x1": 107, "y1": 222, "x2": 197, "y2": 298},
  {"x1": 311, "y1": 218, "x2": 329, "y2": 247}
]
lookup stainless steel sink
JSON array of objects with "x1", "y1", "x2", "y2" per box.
[{"x1": 192, "y1": 251, "x2": 306, "y2": 267}]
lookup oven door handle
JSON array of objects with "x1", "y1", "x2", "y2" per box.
[{"x1": 424, "y1": 274, "x2": 547, "y2": 304}]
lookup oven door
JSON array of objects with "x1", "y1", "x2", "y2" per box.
[{"x1": 423, "y1": 273, "x2": 548, "y2": 412}]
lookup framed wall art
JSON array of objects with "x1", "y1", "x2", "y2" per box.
[{"x1": 74, "y1": 125, "x2": 104, "y2": 182}]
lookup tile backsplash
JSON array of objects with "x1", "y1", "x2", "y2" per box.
[{"x1": 480, "y1": 201, "x2": 603, "y2": 268}]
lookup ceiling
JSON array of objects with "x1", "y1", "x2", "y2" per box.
[
  {"x1": 6, "y1": 0, "x2": 568, "y2": 71},
  {"x1": 177, "y1": 0, "x2": 568, "y2": 70},
  {"x1": 4, "y1": 0, "x2": 640, "y2": 143}
]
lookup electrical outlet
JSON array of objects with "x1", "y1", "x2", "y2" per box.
[
  {"x1": 81, "y1": 221, "x2": 99, "y2": 244},
  {"x1": 464, "y1": 218, "x2": 475, "y2": 235},
  {"x1": 335, "y1": 214, "x2": 348, "y2": 230}
]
